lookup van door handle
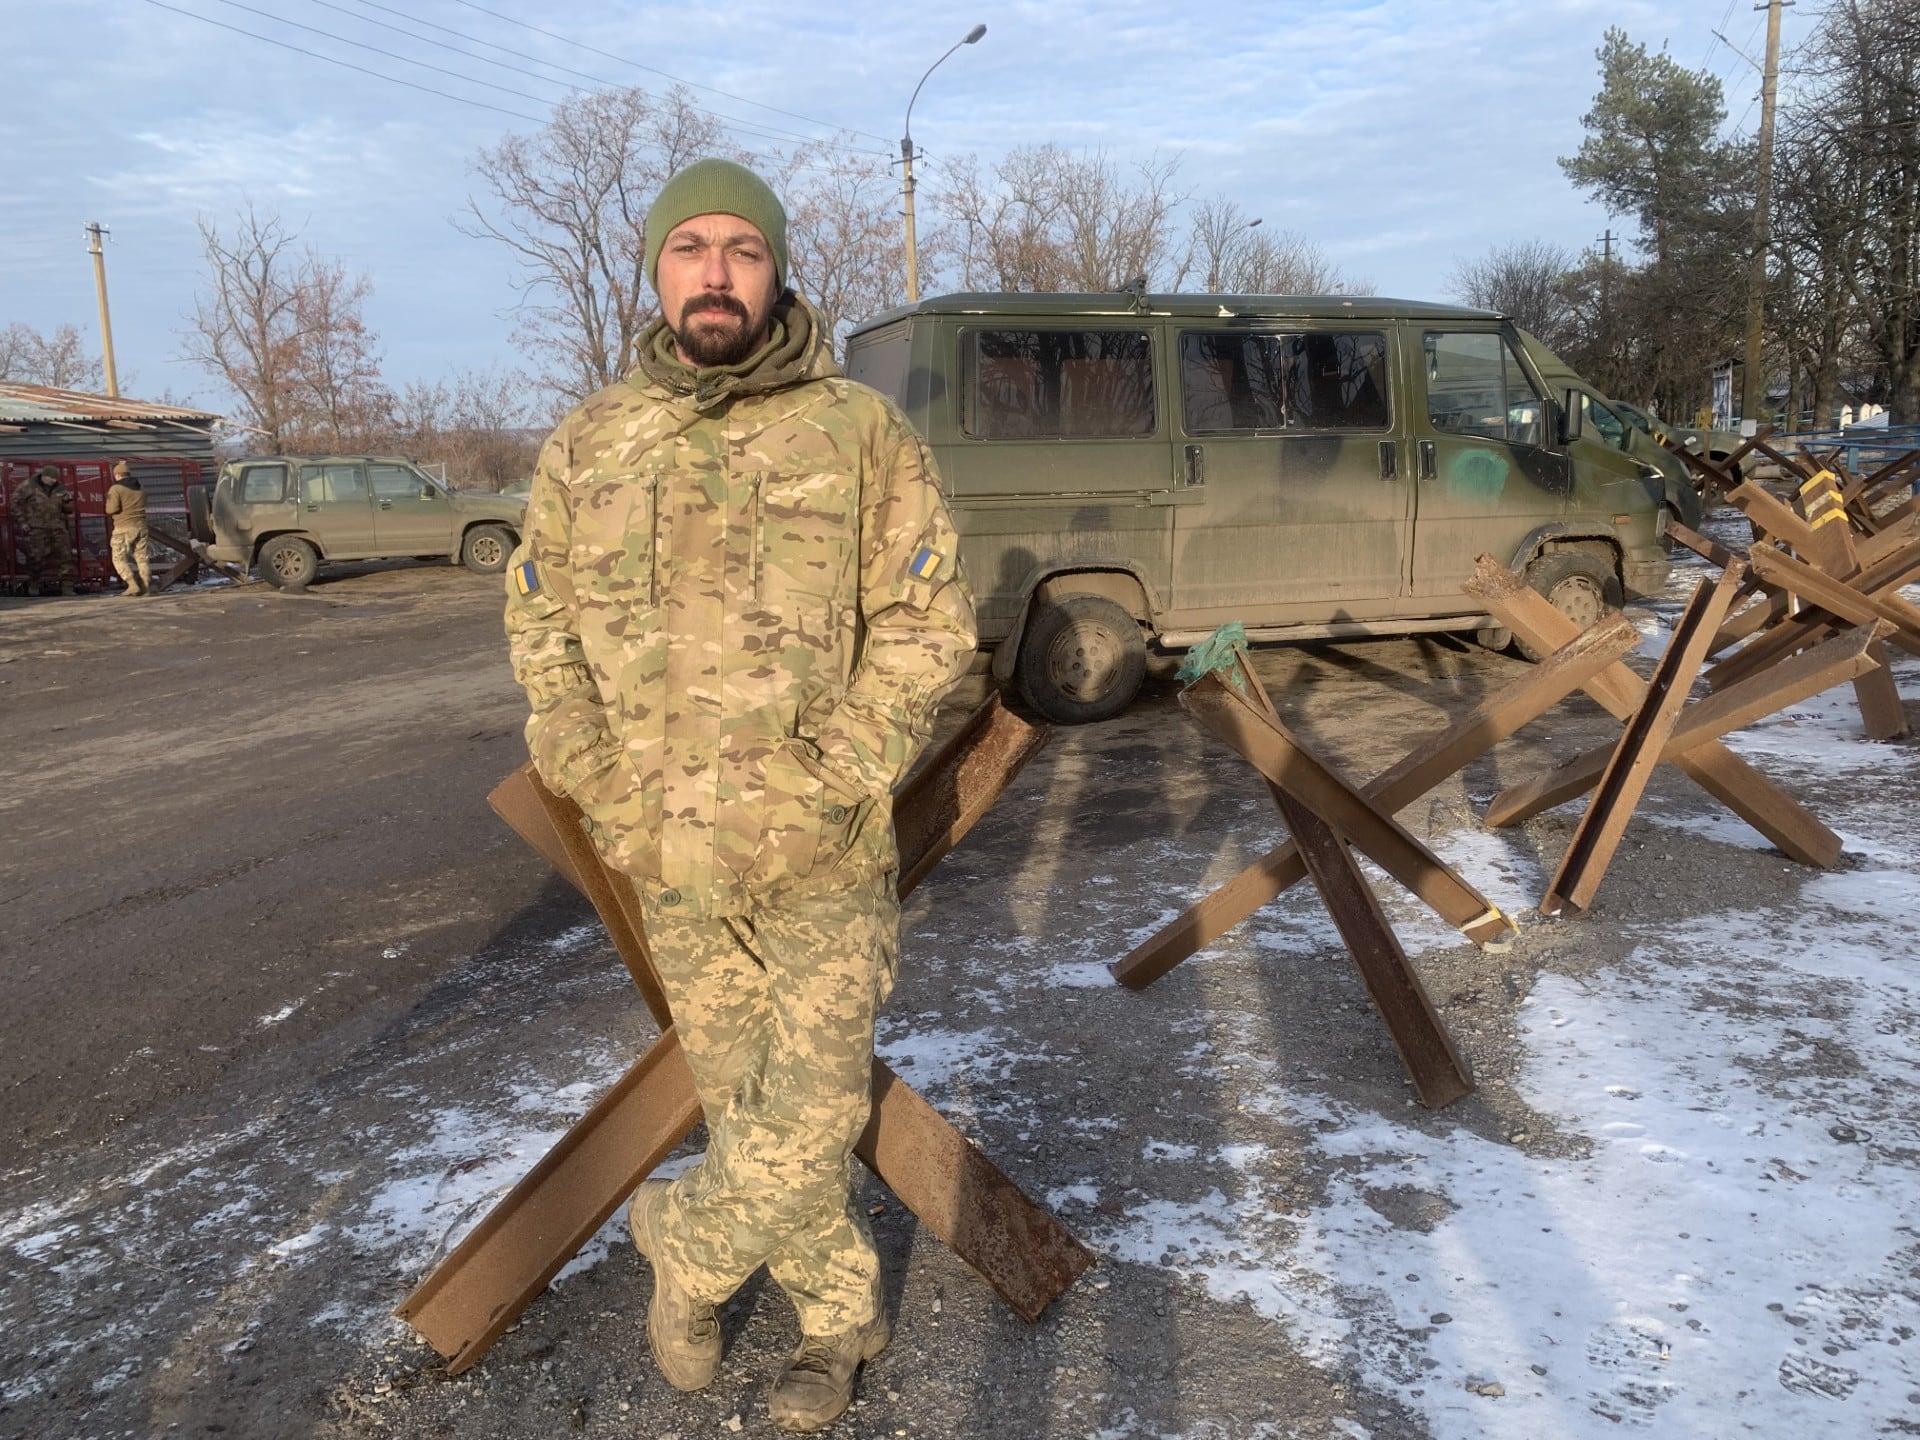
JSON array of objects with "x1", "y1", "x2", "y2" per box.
[
  {"x1": 1418, "y1": 440, "x2": 1437, "y2": 482},
  {"x1": 379, "y1": 500, "x2": 394, "y2": 510},
  {"x1": 1184, "y1": 444, "x2": 1205, "y2": 488},
  {"x1": 1379, "y1": 441, "x2": 1397, "y2": 481}
]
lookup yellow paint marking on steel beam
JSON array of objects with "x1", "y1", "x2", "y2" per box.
[
  {"x1": 1811, "y1": 507, "x2": 1851, "y2": 528},
  {"x1": 1800, "y1": 468, "x2": 1838, "y2": 495}
]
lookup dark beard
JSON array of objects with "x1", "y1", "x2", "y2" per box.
[{"x1": 672, "y1": 295, "x2": 770, "y2": 367}]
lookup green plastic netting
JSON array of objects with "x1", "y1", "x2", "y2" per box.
[{"x1": 1175, "y1": 622, "x2": 1250, "y2": 691}]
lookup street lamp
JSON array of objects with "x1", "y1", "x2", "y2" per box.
[
  {"x1": 901, "y1": 23, "x2": 986, "y2": 303},
  {"x1": 1207, "y1": 216, "x2": 1261, "y2": 293}
]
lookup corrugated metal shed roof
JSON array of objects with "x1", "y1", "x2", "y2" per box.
[{"x1": 0, "y1": 383, "x2": 221, "y2": 425}]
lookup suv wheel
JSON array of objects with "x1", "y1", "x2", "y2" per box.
[
  {"x1": 258, "y1": 536, "x2": 319, "y2": 591},
  {"x1": 187, "y1": 486, "x2": 214, "y2": 544},
  {"x1": 1016, "y1": 595, "x2": 1147, "y2": 725},
  {"x1": 462, "y1": 524, "x2": 513, "y2": 575}
]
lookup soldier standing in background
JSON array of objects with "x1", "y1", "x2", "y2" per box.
[
  {"x1": 15, "y1": 465, "x2": 77, "y2": 596},
  {"x1": 105, "y1": 461, "x2": 152, "y2": 597},
  {"x1": 504, "y1": 159, "x2": 976, "y2": 1432}
]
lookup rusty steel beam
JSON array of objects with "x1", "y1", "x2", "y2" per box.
[
  {"x1": 1540, "y1": 566, "x2": 1744, "y2": 916},
  {"x1": 1727, "y1": 480, "x2": 1823, "y2": 556},
  {"x1": 1486, "y1": 622, "x2": 1888, "y2": 826},
  {"x1": 1179, "y1": 672, "x2": 1513, "y2": 945},
  {"x1": 399, "y1": 697, "x2": 1084, "y2": 1371},
  {"x1": 1274, "y1": 790, "x2": 1474, "y2": 1108},
  {"x1": 1465, "y1": 556, "x2": 1843, "y2": 869},
  {"x1": 893, "y1": 691, "x2": 1050, "y2": 899},
  {"x1": 1748, "y1": 546, "x2": 1920, "y2": 650},
  {"x1": 860, "y1": 1062, "x2": 1093, "y2": 1320},
  {"x1": 396, "y1": 1028, "x2": 703, "y2": 1373},
  {"x1": 1112, "y1": 613, "x2": 1641, "y2": 989}
]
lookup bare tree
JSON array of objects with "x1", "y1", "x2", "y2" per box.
[
  {"x1": 1188, "y1": 196, "x2": 1263, "y2": 291},
  {"x1": 782, "y1": 144, "x2": 913, "y2": 351},
  {"x1": 292, "y1": 258, "x2": 386, "y2": 449},
  {"x1": 936, "y1": 146, "x2": 1188, "y2": 293},
  {"x1": 0, "y1": 322, "x2": 107, "y2": 390},
  {"x1": 184, "y1": 208, "x2": 303, "y2": 451},
  {"x1": 1447, "y1": 239, "x2": 1576, "y2": 347},
  {"x1": 462, "y1": 85, "x2": 731, "y2": 405},
  {"x1": 1230, "y1": 228, "x2": 1373, "y2": 296}
]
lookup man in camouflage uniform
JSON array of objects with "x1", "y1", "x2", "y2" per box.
[
  {"x1": 105, "y1": 461, "x2": 152, "y2": 597},
  {"x1": 504, "y1": 158, "x2": 976, "y2": 1432},
  {"x1": 14, "y1": 465, "x2": 77, "y2": 596}
]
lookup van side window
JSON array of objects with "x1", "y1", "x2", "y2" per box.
[
  {"x1": 963, "y1": 330, "x2": 1155, "y2": 439},
  {"x1": 1180, "y1": 331, "x2": 1389, "y2": 432},
  {"x1": 1424, "y1": 332, "x2": 1545, "y2": 447},
  {"x1": 238, "y1": 463, "x2": 287, "y2": 503}
]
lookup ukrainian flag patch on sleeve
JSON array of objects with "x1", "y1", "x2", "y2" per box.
[
  {"x1": 908, "y1": 546, "x2": 943, "y2": 581},
  {"x1": 513, "y1": 560, "x2": 540, "y2": 596}
]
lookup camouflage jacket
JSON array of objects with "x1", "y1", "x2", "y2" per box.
[
  {"x1": 505, "y1": 294, "x2": 977, "y2": 918},
  {"x1": 13, "y1": 479, "x2": 73, "y2": 532}
]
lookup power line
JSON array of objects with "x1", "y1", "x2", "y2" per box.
[
  {"x1": 204, "y1": 0, "x2": 569, "y2": 107},
  {"x1": 322, "y1": 0, "x2": 885, "y2": 154},
  {"x1": 141, "y1": 0, "x2": 546, "y2": 122},
  {"x1": 444, "y1": 0, "x2": 894, "y2": 147},
  {"x1": 330, "y1": 0, "x2": 878, "y2": 154}
]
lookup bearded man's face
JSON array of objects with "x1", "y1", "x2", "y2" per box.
[{"x1": 656, "y1": 214, "x2": 780, "y2": 367}]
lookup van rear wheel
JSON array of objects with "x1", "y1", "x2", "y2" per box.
[{"x1": 1016, "y1": 595, "x2": 1147, "y2": 725}]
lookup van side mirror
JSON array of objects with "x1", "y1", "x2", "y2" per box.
[{"x1": 1560, "y1": 389, "x2": 1583, "y2": 446}]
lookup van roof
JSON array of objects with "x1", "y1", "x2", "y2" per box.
[{"x1": 848, "y1": 292, "x2": 1505, "y2": 335}]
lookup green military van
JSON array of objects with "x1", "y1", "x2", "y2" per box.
[{"x1": 845, "y1": 291, "x2": 1699, "y2": 723}]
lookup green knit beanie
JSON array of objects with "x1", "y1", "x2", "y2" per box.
[{"x1": 644, "y1": 158, "x2": 789, "y2": 290}]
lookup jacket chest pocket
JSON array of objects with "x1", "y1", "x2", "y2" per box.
[
  {"x1": 573, "y1": 474, "x2": 666, "y2": 605},
  {"x1": 755, "y1": 472, "x2": 856, "y2": 606}
]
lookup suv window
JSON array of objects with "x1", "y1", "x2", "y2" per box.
[
  {"x1": 1425, "y1": 332, "x2": 1545, "y2": 447},
  {"x1": 963, "y1": 330, "x2": 1155, "y2": 440},
  {"x1": 299, "y1": 462, "x2": 368, "y2": 504},
  {"x1": 238, "y1": 463, "x2": 287, "y2": 503},
  {"x1": 370, "y1": 463, "x2": 427, "y2": 498},
  {"x1": 1180, "y1": 331, "x2": 1389, "y2": 433},
  {"x1": 1581, "y1": 394, "x2": 1630, "y2": 451}
]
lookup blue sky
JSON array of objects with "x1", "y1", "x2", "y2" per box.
[{"x1": 5, "y1": 0, "x2": 1794, "y2": 410}]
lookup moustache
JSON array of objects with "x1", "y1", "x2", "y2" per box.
[{"x1": 680, "y1": 295, "x2": 749, "y2": 325}]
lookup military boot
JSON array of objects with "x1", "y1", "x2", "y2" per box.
[
  {"x1": 767, "y1": 1311, "x2": 891, "y2": 1432},
  {"x1": 626, "y1": 1180, "x2": 721, "y2": 1391}
]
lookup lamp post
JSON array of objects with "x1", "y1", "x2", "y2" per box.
[
  {"x1": 1207, "y1": 216, "x2": 1261, "y2": 293},
  {"x1": 902, "y1": 23, "x2": 986, "y2": 304}
]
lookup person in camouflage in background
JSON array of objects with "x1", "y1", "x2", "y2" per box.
[
  {"x1": 14, "y1": 465, "x2": 77, "y2": 596},
  {"x1": 105, "y1": 461, "x2": 152, "y2": 597},
  {"x1": 503, "y1": 158, "x2": 976, "y2": 1432}
]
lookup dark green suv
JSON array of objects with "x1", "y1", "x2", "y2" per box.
[{"x1": 201, "y1": 455, "x2": 526, "y2": 590}]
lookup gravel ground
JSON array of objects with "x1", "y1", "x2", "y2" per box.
[{"x1": 2, "y1": 526, "x2": 1916, "y2": 1440}]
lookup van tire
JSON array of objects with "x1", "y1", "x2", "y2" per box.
[
  {"x1": 257, "y1": 536, "x2": 319, "y2": 591},
  {"x1": 462, "y1": 524, "x2": 513, "y2": 575},
  {"x1": 1520, "y1": 550, "x2": 1622, "y2": 655},
  {"x1": 1017, "y1": 595, "x2": 1146, "y2": 725}
]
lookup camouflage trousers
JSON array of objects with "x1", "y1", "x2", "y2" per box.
[
  {"x1": 23, "y1": 527, "x2": 75, "y2": 591},
  {"x1": 110, "y1": 524, "x2": 151, "y2": 593},
  {"x1": 638, "y1": 869, "x2": 900, "y2": 1336}
]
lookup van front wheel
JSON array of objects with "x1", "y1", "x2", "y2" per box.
[
  {"x1": 1522, "y1": 550, "x2": 1623, "y2": 648},
  {"x1": 1017, "y1": 595, "x2": 1147, "y2": 725}
]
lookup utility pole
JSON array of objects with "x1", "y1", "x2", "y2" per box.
[
  {"x1": 84, "y1": 221, "x2": 120, "y2": 398},
  {"x1": 1741, "y1": 0, "x2": 1789, "y2": 424},
  {"x1": 901, "y1": 24, "x2": 986, "y2": 304},
  {"x1": 1597, "y1": 228, "x2": 1614, "y2": 380},
  {"x1": 901, "y1": 138, "x2": 921, "y2": 305}
]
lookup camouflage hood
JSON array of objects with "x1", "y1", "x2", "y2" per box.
[{"x1": 634, "y1": 292, "x2": 840, "y2": 412}]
